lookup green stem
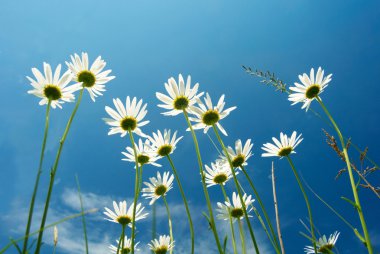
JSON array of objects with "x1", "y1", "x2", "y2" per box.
[
  {"x1": 286, "y1": 156, "x2": 317, "y2": 253},
  {"x1": 212, "y1": 125, "x2": 260, "y2": 254},
  {"x1": 220, "y1": 185, "x2": 238, "y2": 254},
  {"x1": 35, "y1": 89, "x2": 84, "y2": 254},
  {"x1": 22, "y1": 100, "x2": 51, "y2": 254},
  {"x1": 163, "y1": 196, "x2": 174, "y2": 254},
  {"x1": 238, "y1": 219, "x2": 247, "y2": 254},
  {"x1": 317, "y1": 97, "x2": 372, "y2": 253},
  {"x1": 121, "y1": 225, "x2": 126, "y2": 254},
  {"x1": 75, "y1": 175, "x2": 88, "y2": 254},
  {"x1": 166, "y1": 155, "x2": 194, "y2": 254},
  {"x1": 128, "y1": 130, "x2": 140, "y2": 254},
  {"x1": 152, "y1": 203, "x2": 156, "y2": 254},
  {"x1": 1, "y1": 209, "x2": 97, "y2": 254},
  {"x1": 240, "y1": 166, "x2": 281, "y2": 254},
  {"x1": 116, "y1": 229, "x2": 123, "y2": 254},
  {"x1": 183, "y1": 110, "x2": 224, "y2": 254}
]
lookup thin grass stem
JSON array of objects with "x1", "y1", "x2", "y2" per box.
[
  {"x1": 240, "y1": 165, "x2": 281, "y2": 253},
  {"x1": 271, "y1": 162, "x2": 285, "y2": 254},
  {"x1": 286, "y1": 156, "x2": 317, "y2": 253},
  {"x1": 75, "y1": 175, "x2": 88, "y2": 254}
]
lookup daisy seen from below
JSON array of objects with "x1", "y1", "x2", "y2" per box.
[
  {"x1": 156, "y1": 74, "x2": 204, "y2": 116},
  {"x1": 204, "y1": 159, "x2": 234, "y2": 187},
  {"x1": 148, "y1": 235, "x2": 175, "y2": 254},
  {"x1": 261, "y1": 131, "x2": 303, "y2": 158},
  {"x1": 147, "y1": 129, "x2": 183, "y2": 157},
  {"x1": 27, "y1": 62, "x2": 80, "y2": 109},
  {"x1": 104, "y1": 201, "x2": 148, "y2": 227},
  {"x1": 288, "y1": 67, "x2": 332, "y2": 111},
  {"x1": 122, "y1": 139, "x2": 161, "y2": 167},
  {"x1": 66, "y1": 52, "x2": 115, "y2": 101},
  {"x1": 142, "y1": 171, "x2": 174, "y2": 205},
  {"x1": 103, "y1": 97, "x2": 149, "y2": 138},
  {"x1": 109, "y1": 236, "x2": 139, "y2": 254},
  {"x1": 304, "y1": 231, "x2": 340, "y2": 254},
  {"x1": 189, "y1": 93, "x2": 236, "y2": 136},
  {"x1": 223, "y1": 139, "x2": 253, "y2": 168},
  {"x1": 217, "y1": 192, "x2": 254, "y2": 222}
]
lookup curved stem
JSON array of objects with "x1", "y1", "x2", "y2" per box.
[
  {"x1": 166, "y1": 155, "x2": 194, "y2": 254},
  {"x1": 271, "y1": 162, "x2": 285, "y2": 254},
  {"x1": 152, "y1": 203, "x2": 156, "y2": 254},
  {"x1": 220, "y1": 185, "x2": 238, "y2": 254},
  {"x1": 240, "y1": 166, "x2": 281, "y2": 254},
  {"x1": 128, "y1": 130, "x2": 140, "y2": 254},
  {"x1": 286, "y1": 156, "x2": 317, "y2": 253},
  {"x1": 183, "y1": 110, "x2": 224, "y2": 254},
  {"x1": 317, "y1": 97, "x2": 372, "y2": 253},
  {"x1": 35, "y1": 89, "x2": 84, "y2": 254},
  {"x1": 212, "y1": 125, "x2": 260, "y2": 254},
  {"x1": 238, "y1": 219, "x2": 247, "y2": 254},
  {"x1": 163, "y1": 196, "x2": 174, "y2": 254},
  {"x1": 23, "y1": 101, "x2": 51, "y2": 254}
]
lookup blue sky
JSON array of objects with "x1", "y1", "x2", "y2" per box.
[{"x1": 0, "y1": 0, "x2": 379, "y2": 253}]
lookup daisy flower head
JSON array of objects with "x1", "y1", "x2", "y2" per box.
[
  {"x1": 289, "y1": 67, "x2": 332, "y2": 111},
  {"x1": 224, "y1": 139, "x2": 254, "y2": 168},
  {"x1": 216, "y1": 192, "x2": 254, "y2": 222},
  {"x1": 304, "y1": 231, "x2": 340, "y2": 254},
  {"x1": 142, "y1": 171, "x2": 174, "y2": 205},
  {"x1": 204, "y1": 159, "x2": 234, "y2": 187},
  {"x1": 104, "y1": 201, "x2": 148, "y2": 227},
  {"x1": 156, "y1": 74, "x2": 204, "y2": 116},
  {"x1": 147, "y1": 129, "x2": 183, "y2": 157},
  {"x1": 27, "y1": 62, "x2": 80, "y2": 109},
  {"x1": 261, "y1": 131, "x2": 303, "y2": 158},
  {"x1": 122, "y1": 139, "x2": 161, "y2": 167},
  {"x1": 148, "y1": 235, "x2": 174, "y2": 254},
  {"x1": 189, "y1": 93, "x2": 236, "y2": 136},
  {"x1": 103, "y1": 97, "x2": 149, "y2": 138},
  {"x1": 66, "y1": 52, "x2": 115, "y2": 101},
  {"x1": 109, "y1": 236, "x2": 139, "y2": 254}
]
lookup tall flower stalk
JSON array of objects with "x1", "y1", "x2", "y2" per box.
[
  {"x1": 166, "y1": 155, "x2": 194, "y2": 253},
  {"x1": 220, "y1": 185, "x2": 238, "y2": 254},
  {"x1": 183, "y1": 110, "x2": 224, "y2": 253},
  {"x1": 238, "y1": 219, "x2": 246, "y2": 254},
  {"x1": 212, "y1": 126, "x2": 260, "y2": 253},
  {"x1": 22, "y1": 101, "x2": 51, "y2": 253},
  {"x1": 316, "y1": 97, "x2": 372, "y2": 252},
  {"x1": 163, "y1": 196, "x2": 174, "y2": 254},
  {"x1": 35, "y1": 88, "x2": 85, "y2": 254}
]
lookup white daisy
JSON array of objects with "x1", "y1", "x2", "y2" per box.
[
  {"x1": 109, "y1": 236, "x2": 139, "y2": 254},
  {"x1": 104, "y1": 201, "x2": 148, "y2": 227},
  {"x1": 122, "y1": 139, "x2": 161, "y2": 167},
  {"x1": 103, "y1": 97, "x2": 149, "y2": 138},
  {"x1": 66, "y1": 52, "x2": 115, "y2": 101},
  {"x1": 204, "y1": 159, "x2": 234, "y2": 187},
  {"x1": 148, "y1": 235, "x2": 175, "y2": 254},
  {"x1": 27, "y1": 62, "x2": 80, "y2": 109},
  {"x1": 216, "y1": 192, "x2": 254, "y2": 222},
  {"x1": 261, "y1": 131, "x2": 303, "y2": 158},
  {"x1": 147, "y1": 129, "x2": 183, "y2": 157},
  {"x1": 156, "y1": 74, "x2": 204, "y2": 116},
  {"x1": 223, "y1": 139, "x2": 253, "y2": 168},
  {"x1": 142, "y1": 171, "x2": 174, "y2": 205},
  {"x1": 304, "y1": 231, "x2": 340, "y2": 254},
  {"x1": 288, "y1": 67, "x2": 332, "y2": 111},
  {"x1": 188, "y1": 93, "x2": 236, "y2": 136}
]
